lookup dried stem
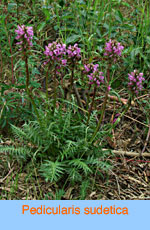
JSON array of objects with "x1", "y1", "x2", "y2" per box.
[{"x1": 141, "y1": 124, "x2": 150, "y2": 155}]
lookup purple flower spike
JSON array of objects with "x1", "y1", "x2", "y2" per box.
[
  {"x1": 15, "y1": 25, "x2": 33, "y2": 50},
  {"x1": 44, "y1": 40, "x2": 67, "y2": 67},
  {"x1": 67, "y1": 43, "x2": 81, "y2": 59},
  {"x1": 84, "y1": 63, "x2": 104, "y2": 87},
  {"x1": 104, "y1": 39, "x2": 124, "y2": 61},
  {"x1": 128, "y1": 70, "x2": 145, "y2": 95}
]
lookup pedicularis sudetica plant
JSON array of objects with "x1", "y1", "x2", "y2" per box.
[
  {"x1": 66, "y1": 43, "x2": 81, "y2": 89},
  {"x1": 14, "y1": 27, "x2": 145, "y2": 149},
  {"x1": 128, "y1": 70, "x2": 145, "y2": 95},
  {"x1": 90, "y1": 39, "x2": 125, "y2": 143},
  {"x1": 15, "y1": 25, "x2": 33, "y2": 89},
  {"x1": 112, "y1": 70, "x2": 145, "y2": 128},
  {"x1": 0, "y1": 25, "x2": 146, "y2": 185},
  {"x1": 15, "y1": 25, "x2": 41, "y2": 122},
  {"x1": 83, "y1": 63, "x2": 104, "y2": 125},
  {"x1": 44, "y1": 40, "x2": 67, "y2": 112},
  {"x1": 0, "y1": 107, "x2": 111, "y2": 184}
]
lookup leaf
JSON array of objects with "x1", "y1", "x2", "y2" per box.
[
  {"x1": 130, "y1": 47, "x2": 142, "y2": 60},
  {"x1": 37, "y1": 22, "x2": 46, "y2": 32},
  {"x1": 40, "y1": 161, "x2": 65, "y2": 182},
  {"x1": 115, "y1": 10, "x2": 124, "y2": 23},
  {"x1": 69, "y1": 159, "x2": 92, "y2": 175},
  {"x1": 7, "y1": 3, "x2": 17, "y2": 12},
  {"x1": 111, "y1": 79, "x2": 121, "y2": 88},
  {"x1": 66, "y1": 35, "x2": 81, "y2": 44}
]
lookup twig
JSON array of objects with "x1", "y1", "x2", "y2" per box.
[
  {"x1": 102, "y1": 148, "x2": 150, "y2": 157},
  {"x1": 0, "y1": 168, "x2": 14, "y2": 183},
  {"x1": 141, "y1": 124, "x2": 150, "y2": 154},
  {"x1": 108, "y1": 95, "x2": 134, "y2": 105},
  {"x1": 0, "y1": 187, "x2": 11, "y2": 192},
  {"x1": 124, "y1": 114, "x2": 149, "y2": 127},
  {"x1": 122, "y1": 175, "x2": 147, "y2": 187},
  {"x1": 109, "y1": 169, "x2": 120, "y2": 196},
  {"x1": 135, "y1": 94, "x2": 149, "y2": 101}
]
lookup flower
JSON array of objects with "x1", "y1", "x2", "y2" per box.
[
  {"x1": 84, "y1": 63, "x2": 99, "y2": 74},
  {"x1": 104, "y1": 39, "x2": 124, "y2": 61},
  {"x1": 107, "y1": 85, "x2": 111, "y2": 92},
  {"x1": 84, "y1": 63, "x2": 104, "y2": 86},
  {"x1": 61, "y1": 59, "x2": 67, "y2": 65},
  {"x1": 88, "y1": 71, "x2": 104, "y2": 86},
  {"x1": 44, "y1": 40, "x2": 67, "y2": 65},
  {"x1": 128, "y1": 70, "x2": 145, "y2": 95},
  {"x1": 67, "y1": 43, "x2": 81, "y2": 59},
  {"x1": 15, "y1": 25, "x2": 33, "y2": 49}
]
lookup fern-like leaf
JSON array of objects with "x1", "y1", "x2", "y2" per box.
[
  {"x1": 40, "y1": 161, "x2": 65, "y2": 182},
  {"x1": 68, "y1": 159, "x2": 92, "y2": 175},
  {"x1": 0, "y1": 146, "x2": 31, "y2": 160}
]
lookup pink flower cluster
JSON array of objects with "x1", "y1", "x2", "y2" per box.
[
  {"x1": 84, "y1": 63, "x2": 99, "y2": 73},
  {"x1": 128, "y1": 70, "x2": 145, "y2": 95},
  {"x1": 44, "y1": 41, "x2": 67, "y2": 66},
  {"x1": 84, "y1": 63, "x2": 104, "y2": 86},
  {"x1": 15, "y1": 25, "x2": 33, "y2": 48},
  {"x1": 67, "y1": 43, "x2": 81, "y2": 59},
  {"x1": 104, "y1": 39, "x2": 124, "y2": 59},
  {"x1": 44, "y1": 42, "x2": 81, "y2": 66}
]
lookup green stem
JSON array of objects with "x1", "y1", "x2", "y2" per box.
[
  {"x1": 4, "y1": 19, "x2": 14, "y2": 84},
  {"x1": 87, "y1": 85, "x2": 97, "y2": 125},
  {"x1": 90, "y1": 90, "x2": 108, "y2": 143},
  {"x1": 120, "y1": 97, "x2": 132, "y2": 118},
  {"x1": 24, "y1": 52, "x2": 41, "y2": 126},
  {"x1": 86, "y1": 84, "x2": 91, "y2": 110},
  {"x1": 110, "y1": 97, "x2": 132, "y2": 131},
  {"x1": 90, "y1": 64, "x2": 111, "y2": 143},
  {"x1": 73, "y1": 83, "x2": 85, "y2": 114},
  {"x1": 53, "y1": 68, "x2": 57, "y2": 113},
  {"x1": 70, "y1": 66, "x2": 74, "y2": 92},
  {"x1": 0, "y1": 46, "x2": 3, "y2": 81},
  {"x1": 25, "y1": 55, "x2": 29, "y2": 91},
  {"x1": 45, "y1": 64, "x2": 51, "y2": 110}
]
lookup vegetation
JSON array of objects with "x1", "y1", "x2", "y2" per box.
[{"x1": 0, "y1": 0, "x2": 150, "y2": 200}]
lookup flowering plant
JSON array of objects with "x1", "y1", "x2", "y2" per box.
[
  {"x1": 104, "y1": 39, "x2": 124, "y2": 62},
  {"x1": 128, "y1": 70, "x2": 145, "y2": 95},
  {"x1": 67, "y1": 43, "x2": 81, "y2": 60},
  {"x1": 44, "y1": 41, "x2": 66, "y2": 64},
  {"x1": 84, "y1": 63, "x2": 104, "y2": 86},
  {"x1": 15, "y1": 25, "x2": 33, "y2": 50}
]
